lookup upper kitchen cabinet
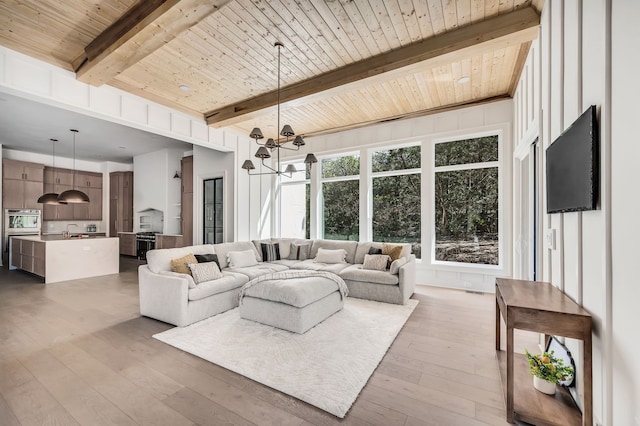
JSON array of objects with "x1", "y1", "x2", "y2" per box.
[
  {"x1": 42, "y1": 167, "x2": 103, "y2": 220},
  {"x1": 73, "y1": 171, "x2": 103, "y2": 220},
  {"x1": 181, "y1": 156, "x2": 193, "y2": 194},
  {"x1": 2, "y1": 159, "x2": 44, "y2": 210}
]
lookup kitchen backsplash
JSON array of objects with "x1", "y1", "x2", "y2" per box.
[{"x1": 43, "y1": 220, "x2": 104, "y2": 234}]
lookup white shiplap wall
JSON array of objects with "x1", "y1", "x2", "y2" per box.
[
  {"x1": 278, "y1": 99, "x2": 513, "y2": 292},
  {"x1": 509, "y1": 1, "x2": 640, "y2": 424}
]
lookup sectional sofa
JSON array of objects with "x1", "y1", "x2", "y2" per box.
[{"x1": 139, "y1": 238, "x2": 416, "y2": 327}]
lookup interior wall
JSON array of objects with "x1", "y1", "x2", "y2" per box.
[
  {"x1": 611, "y1": 1, "x2": 640, "y2": 425},
  {"x1": 278, "y1": 100, "x2": 513, "y2": 292},
  {"x1": 193, "y1": 145, "x2": 235, "y2": 244},
  {"x1": 510, "y1": 1, "x2": 640, "y2": 424},
  {"x1": 133, "y1": 149, "x2": 184, "y2": 234}
]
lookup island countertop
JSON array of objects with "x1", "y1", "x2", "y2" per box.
[{"x1": 10, "y1": 235, "x2": 120, "y2": 283}]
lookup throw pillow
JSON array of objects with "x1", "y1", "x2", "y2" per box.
[
  {"x1": 368, "y1": 247, "x2": 383, "y2": 255},
  {"x1": 170, "y1": 253, "x2": 197, "y2": 275},
  {"x1": 261, "y1": 242, "x2": 281, "y2": 262},
  {"x1": 194, "y1": 253, "x2": 221, "y2": 270},
  {"x1": 288, "y1": 243, "x2": 311, "y2": 260},
  {"x1": 188, "y1": 262, "x2": 223, "y2": 284},
  {"x1": 315, "y1": 248, "x2": 347, "y2": 263},
  {"x1": 390, "y1": 257, "x2": 408, "y2": 274},
  {"x1": 382, "y1": 243, "x2": 403, "y2": 262},
  {"x1": 227, "y1": 249, "x2": 258, "y2": 268},
  {"x1": 363, "y1": 254, "x2": 391, "y2": 271}
]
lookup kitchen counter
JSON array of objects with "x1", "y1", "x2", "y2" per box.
[{"x1": 9, "y1": 235, "x2": 119, "y2": 283}]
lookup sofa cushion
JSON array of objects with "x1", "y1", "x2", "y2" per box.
[
  {"x1": 290, "y1": 259, "x2": 351, "y2": 274},
  {"x1": 252, "y1": 239, "x2": 272, "y2": 261},
  {"x1": 260, "y1": 242, "x2": 281, "y2": 262},
  {"x1": 226, "y1": 262, "x2": 289, "y2": 280},
  {"x1": 194, "y1": 253, "x2": 221, "y2": 270},
  {"x1": 339, "y1": 264, "x2": 399, "y2": 286},
  {"x1": 227, "y1": 249, "x2": 259, "y2": 268},
  {"x1": 354, "y1": 242, "x2": 383, "y2": 264},
  {"x1": 213, "y1": 241, "x2": 260, "y2": 269},
  {"x1": 382, "y1": 243, "x2": 404, "y2": 262},
  {"x1": 315, "y1": 248, "x2": 347, "y2": 264},
  {"x1": 271, "y1": 238, "x2": 311, "y2": 259},
  {"x1": 170, "y1": 253, "x2": 198, "y2": 274},
  {"x1": 310, "y1": 239, "x2": 358, "y2": 264},
  {"x1": 188, "y1": 272, "x2": 249, "y2": 301},
  {"x1": 268, "y1": 259, "x2": 304, "y2": 268},
  {"x1": 147, "y1": 244, "x2": 214, "y2": 274},
  {"x1": 288, "y1": 242, "x2": 311, "y2": 260},
  {"x1": 188, "y1": 262, "x2": 223, "y2": 284},
  {"x1": 362, "y1": 254, "x2": 390, "y2": 271}
]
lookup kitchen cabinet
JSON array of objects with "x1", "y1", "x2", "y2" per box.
[
  {"x1": 156, "y1": 234, "x2": 184, "y2": 249},
  {"x1": 11, "y1": 238, "x2": 45, "y2": 277},
  {"x1": 42, "y1": 167, "x2": 102, "y2": 220},
  {"x1": 2, "y1": 159, "x2": 44, "y2": 210},
  {"x1": 118, "y1": 232, "x2": 137, "y2": 256},
  {"x1": 110, "y1": 172, "x2": 133, "y2": 236},
  {"x1": 74, "y1": 171, "x2": 103, "y2": 220},
  {"x1": 180, "y1": 156, "x2": 193, "y2": 246}
]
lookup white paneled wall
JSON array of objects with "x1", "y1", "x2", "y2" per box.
[
  {"x1": 509, "y1": 1, "x2": 640, "y2": 424},
  {"x1": 278, "y1": 100, "x2": 513, "y2": 292}
]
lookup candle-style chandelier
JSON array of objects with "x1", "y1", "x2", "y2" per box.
[{"x1": 241, "y1": 42, "x2": 317, "y2": 176}]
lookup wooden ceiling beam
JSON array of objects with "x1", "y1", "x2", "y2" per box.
[
  {"x1": 205, "y1": 7, "x2": 540, "y2": 127},
  {"x1": 75, "y1": 0, "x2": 231, "y2": 86}
]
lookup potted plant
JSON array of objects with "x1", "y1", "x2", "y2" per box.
[{"x1": 525, "y1": 349, "x2": 574, "y2": 395}]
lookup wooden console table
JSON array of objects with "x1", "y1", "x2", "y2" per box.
[{"x1": 495, "y1": 278, "x2": 592, "y2": 426}]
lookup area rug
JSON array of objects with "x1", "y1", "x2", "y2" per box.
[{"x1": 153, "y1": 297, "x2": 418, "y2": 418}]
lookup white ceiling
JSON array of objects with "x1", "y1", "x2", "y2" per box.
[{"x1": 0, "y1": 92, "x2": 193, "y2": 164}]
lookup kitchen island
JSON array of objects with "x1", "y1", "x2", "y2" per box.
[{"x1": 9, "y1": 234, "x2": 119, "y2": 283}]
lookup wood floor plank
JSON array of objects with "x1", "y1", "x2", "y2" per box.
[
  {"x1": 49, "y1": 342, "x2": 194, "y2": 426},
  {"x1": 21, "y1": 349, "x2": 138, "y2": 426},
  {"x1": 163, "y1": 387, "x2": 258, "y2": 426},
  {"x1": 0, "y1": 394, "x2": 21, "y2": 426},
  {"x1": 0, "y1": 257, "x2": 538, "y2": 425}
]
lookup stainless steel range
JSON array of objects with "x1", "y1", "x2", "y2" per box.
[{"x1": 136, "y1": 232, "x2": 158, "y2": 260}]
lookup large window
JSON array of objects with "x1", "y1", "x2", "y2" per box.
[
  {"x1": 434, "y1": 135, "x2": 499, "y2": 265},
  {"x1": 321, "y1": 154, "x2": 359, "y2": 240},
  {"x1": 280, "y1": 162, "x2": 310, "y2": 239},
  {"x1": 371, "y1": 145, "x2": 421, "y2": 258}
]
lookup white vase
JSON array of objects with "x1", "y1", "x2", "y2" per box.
[{"x1": 533, "y1": 376, "x2": 556, "y2": 395}]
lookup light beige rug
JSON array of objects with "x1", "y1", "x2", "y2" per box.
[{"x1": 153, "y1": 297, "x2": 418, "y2": 418}]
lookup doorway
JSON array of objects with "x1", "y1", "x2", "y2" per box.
[{"x1": 203, "y1": 177, "x2": 223, "y2": 244}]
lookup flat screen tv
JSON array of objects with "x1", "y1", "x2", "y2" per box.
[{"x1": 546, "y1": 105, "x2": 599, "y2": 214}]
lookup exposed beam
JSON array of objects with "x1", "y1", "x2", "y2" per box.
[
  {"x1": 206, "y1": 7, "x2": 540, "y2": 127},
  {"x1": 75, "y1": 0, "x2": 231, "y2": 86}
]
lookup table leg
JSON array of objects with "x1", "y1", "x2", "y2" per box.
[
  {"x1": 583, "y1": 331, "x2": 593, "y2": 426},
  {"x1": 506, "y1": 325, "x2": 514, "y2": 423},
  {"x1": 495, "y1": 298, "x2": 501, "y2": 351}
]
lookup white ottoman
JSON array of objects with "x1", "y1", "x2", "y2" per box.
[{"x1": 239, "y1": 272, "x2": 346, "y2": 334}]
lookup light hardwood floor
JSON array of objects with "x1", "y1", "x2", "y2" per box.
[{"x1": 0, "y1": 258, "x2": 537, "y2": 425}]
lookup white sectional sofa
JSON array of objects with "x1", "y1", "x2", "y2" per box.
[{"x1": 139, "y1": 238, "x2": 416, "y2": 327}]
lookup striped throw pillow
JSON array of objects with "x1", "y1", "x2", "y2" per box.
[{"x1": 261, "y1": 243, "x2": 281, "y2": 262}]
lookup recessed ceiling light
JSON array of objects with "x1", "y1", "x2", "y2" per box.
[
  {"x1": 457, "y1": 76, "x2": 471, "y2": 84},
  {"x1": 179, "y1": 85, "x2": 191, "y2": 92}
]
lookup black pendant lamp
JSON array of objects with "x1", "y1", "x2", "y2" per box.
[
  {"x1": 37, "y1": 138, "x2": 66, "y2": 205},
  {"x1": 57, "y1": 129, "x2": 90, "y2": 204}
]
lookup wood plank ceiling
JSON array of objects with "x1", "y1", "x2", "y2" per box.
[{"x1": 0, "y1": 0, "x2": 543, "y2": 141}]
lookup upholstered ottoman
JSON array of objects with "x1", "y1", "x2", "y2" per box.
[{"x1": 238, "y1": 271, "x2": 348, "y2": 334}]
